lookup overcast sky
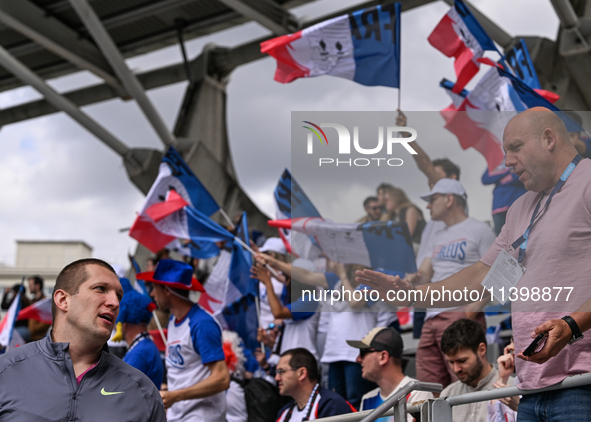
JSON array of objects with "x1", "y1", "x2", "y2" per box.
[{"x1": 0, "y1": 0, "x2": 560, "y2": 269}]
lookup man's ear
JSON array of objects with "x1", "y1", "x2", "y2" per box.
[
  {"x1": 53, "y1": 289, "x2": 69, "y2": 312},
  {"x1": 542, "y1": 128, "x2": 557, "y2": 151},
  {"x1": 297, "y1": 367, "x2": 308, "y2": 383},
  {"x1": 477, "y1": 342, "x2": 487, "y2": 360}
]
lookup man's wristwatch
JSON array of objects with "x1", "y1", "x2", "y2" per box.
[{"x1": 561, "y1": 315, "x2": 584, "y2": 345}]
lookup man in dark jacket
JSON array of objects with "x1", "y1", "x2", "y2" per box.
[
  {"x1": 276, "y1": 348, "x2": 355, "y2": 421},
  {"x1": 0, "y1": 258, "x2": 166, "y2": 421}
]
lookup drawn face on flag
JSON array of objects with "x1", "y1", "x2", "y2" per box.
[
  {"x1": 141, "y1": 163, "x2": 191, "y2": 214},
  {"x1": 449, "y1": 8, "x2": 482, "y2": 56},
  {"x1": 286, "y1": 16, "x2": 355, "y2": 80}
]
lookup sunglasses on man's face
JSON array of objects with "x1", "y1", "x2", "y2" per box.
[{"x1": 359, "y1": 349, "x2": 380, "y2": 358}]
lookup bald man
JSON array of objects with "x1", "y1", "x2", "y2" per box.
[{"x1": 358, "y1": 107, "x2": 591, "y2": 421}]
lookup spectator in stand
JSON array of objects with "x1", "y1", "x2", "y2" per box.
[
  {"x1": 1, "y1": 283, "x2": 31, "y2": 343},
  {"x1": 357, "y1": 107, "x2": 591, "y2": 421},
  {"x1": 260, "y1": 253, "x2": 397, "y2": 410},
  {"x1": 396, "y1": 110, "x2": 462, "y2": 340},
  {"x1": 28, "y1": 276, "x2": 45, "y2": 303},
  {"x1": 357, "y1": 196, "x2": 382, "y2": 223},
  {"x1": 276, "y1": 348, "x2": 354, "y2": 422},
  {"x1": 564, "y1": 110, "x2": 591, "y2": 158},
  {"x1": 140, "y1": 259, "x2": 230, "y2": 422},
  {"x1": 376, "y1": 183, "x2": 395, "y2": 215},
  {"x1": 251, "y1": 260, "x2": 319, "y2": 360},
  {"x1": 487, "y1": 337, "x2": 518, "y2": 421},
  {"x1": 223, "y1": 330, "x2": 248, "y2": 422},
  {"x1": 118, "y1": 278, "x2": 163, "y2": 389},
  {"x1": 348, "y1": 327, "x2": 434, "y2": 422},
  {"x1": 481, "y1": 167, "x2": 527, "y2": 235},
  {"x1": 380, "y1": 185, "x2": 426, "y2": 244},
  {"x1": 27, "y1": 275, "x2": 52, "y2": 341},
  {"x1": 378, "y1": 179, "x2": 495, "y2": 391},
  {"x1": 257, "y1": 238, "x2": 289, "y2": 330},
  {"x1": 440, "y1": 319, "x2": 517, "y2": 422}
]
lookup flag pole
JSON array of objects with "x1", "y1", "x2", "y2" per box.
[
  {"x1": 219, "y1": 208, "x2": 236, "y2": 230},
  {"x1": 151, "y1": 311, "x2": 168, "y2": 347},
  {"x1": 233, "y1": 236, "x2": 282, "y2": 279},
  {"x1": 254, "y1": 295, "x2": 265, "y2": 353}
]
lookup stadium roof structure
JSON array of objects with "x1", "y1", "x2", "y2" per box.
[
  {"x1": 0, "y1": 0, "x2": 590, "y2": 243},
  {"x1": 0, "y1": 0, "x2": 308, "y2": 93}
]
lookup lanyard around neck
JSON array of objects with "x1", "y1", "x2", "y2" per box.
[{"x1": 510, "y1": 154, "x2": 582, "y2": 262}]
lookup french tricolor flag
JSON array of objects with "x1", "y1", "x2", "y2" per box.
[
  {"x1": 428, "y1": 0, "x2": 497, "y2": 93},
  {"x1": 261, "y1": 3, "x2": 401, "y2": 88},
  {"x1": 441, "y1": 63, "x2": 575, "y2": 172},
  {"x1": 129, "y1": 146, "x2": 219, "y2": 253},
  {"x1": 18, "y1": 297, "x2": 53, "y2": 325},
  {"x1": 0, "y1": 288, "x2": 24, "y2": 348},
  {"x1": 274, "y1": 217, "x2": 416, "y2": 274}
]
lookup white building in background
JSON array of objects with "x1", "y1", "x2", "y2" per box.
[{"x1": 0, "y1": 240, "x2": 92, "y2": 294}]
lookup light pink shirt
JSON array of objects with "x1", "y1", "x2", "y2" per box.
[{"x1": 481, "y1": 158, "x2": 591, "y2": 390}]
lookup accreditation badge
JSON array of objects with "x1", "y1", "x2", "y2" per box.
[{"x1": 481, "y1": 249, "x2": 525, "y2": 305}]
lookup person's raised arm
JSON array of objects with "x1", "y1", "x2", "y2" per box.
[
  {"x1": 356, "y1": 261, "x2": 491, "y2": 308},
  {"x1": 250, "y1": 264, "x2": 292, "y2": 319},
  {"x1": 258, "y1": 253, "x2": 329, "y2": 288},
  {"x1": 397, "y1": 110, "x2": 442, "y2": 187},
  {"x1": 160, "y1": 360, "x2": 230, "y2": 409}
]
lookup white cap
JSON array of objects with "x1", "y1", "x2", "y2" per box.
[
  {"x1": 420, "y1": 179, "x2": 467, "y2": 202},
  {"x1": 260, "y1": 237, "x2": 287, "y2": 254}
]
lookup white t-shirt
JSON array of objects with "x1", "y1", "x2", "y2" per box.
[
  {"x1": 166, "y1": 304, "x2": 226, "y2": 422},
  {"x1": 360, "y1": 376, "x2": 435, "y2": 422},
  {"x1": 422, "y1": 217, "x2": 495, "y2": 320},
  {"x1": 258, "y1": 277, "x2": 286, "y2": 329},
  {"x1": 415, "y1": 220, "x2": 447, "y2": 267},
  {"x1": 282, "y1": 312, "x2": 320, "y2": 360},
  {"x1": 320, "y1": 278, "x2": 395, "y2": 364}
]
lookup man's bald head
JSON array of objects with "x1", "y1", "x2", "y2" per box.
[
  {"x1": 503, "y1": 107, "x2": 578, "y2": 192},
  {"x1": 505, "y1": 107, "x2": 570, "y2": 145}
]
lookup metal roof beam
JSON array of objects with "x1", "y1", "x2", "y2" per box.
[
  {"x1": 0, "y1": 0, "x2": 122, "y2": 89},
  {"x1": 0, "y1": 59, "x2": 191, "y2": 127},
  {"x1": 215, "y1": 0, "x2": 298, "y2": 35},
  {"x1": 0, "y1": 43, "x2": 132, "y2": 160},
  {"x1": 68, "y1": 0, "x2": 177, "y2": 147}
]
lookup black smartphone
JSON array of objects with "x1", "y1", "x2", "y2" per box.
[{"x1": 523, "y1": 332, "x2": 548, "y2": 356}]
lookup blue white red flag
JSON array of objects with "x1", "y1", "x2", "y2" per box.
[
  {"x1": 129, "y1": 146, "x2": 219, "y2": 253},
  {"x1": 17, "y1": 297, "x2": 52, "y2": 325},
  {"x1": 428, "y1": 0, "x2": 497, "y2": 93},
  {"x1": 290, "y1": 218, "x2": 416, "y2": 274},
  {"x1": 441, "y1": 62, "x2": 578, "y2": 172},
  {"x1": 274, "y1": 169, "x2": 322, "y2": 258},
  {"x1": 0, "y1": 286, "x2": 24, "y2": 347},
  {"x1": 261, "y1": 3, "x2": 401, "y2": 88},
  {"x1": 224, "y1": 212, "x2": 260, "y2": 351}
]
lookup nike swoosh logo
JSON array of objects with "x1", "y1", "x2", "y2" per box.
[{"x1": 101, "y1": 388, "x2": 123, "y2": 396}]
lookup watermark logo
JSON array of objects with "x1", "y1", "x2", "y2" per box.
[
  {"x1": 300, "y1": 121, "x2": 418, "y2": 167},
  {"x1": 301, "y1": 121, "x2": 329, "y2": 153}
]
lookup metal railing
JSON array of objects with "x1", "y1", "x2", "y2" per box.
[{"x1": 315, "y1": 372, "x2": 591, "y2": 422}]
